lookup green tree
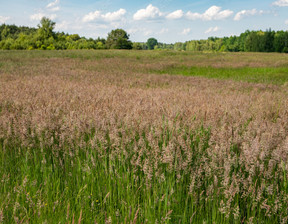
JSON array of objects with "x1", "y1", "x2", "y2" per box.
[
  {"x1": 244, "y1": 31, "x2": 265, "y2": 52},
  {"x1": 263, "y1": 28, "x2": 275, "y2": 52},
  {"x1": 106, "y1": 29, "x2": 132, "y2": 49},
  {"x1": 1, "y1": 25, "x2": 11, "y2": 40},
  {"x1": 37, "y1": 17, "x2": 56, "y2": 41},
  {"x1": 147, "y1": 38, "x2": 158, "y2": 50},
  {"x1": 238, "y1": 30, "x2": 250, "y2": 51},
  {"x1": 274, "y1": 31, "x2": 288, "y2": 53},
  {"x1": 67, "y1": 34, "x2": 81, "y2": 42},
  {"x1": 132, "y1": 42, "x2": 143, "y2": 50},
  {"x1": 174, "y1": 42, "x2": 186, "y2": 51}
]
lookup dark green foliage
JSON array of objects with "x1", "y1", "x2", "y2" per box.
[
  {"x1": 263, "y1": 28, "x2": 275, "y2": 52},
  {"x1": 147, "y1": 37, "x2": 158, "y2": 50},
  {"x1": 0, "y1": 24, "x2": 37, "y2": 40},
  {"x1": 184, "y1": 29, "x2": 288, "y2": 53},
  {"x1": 274, "y1": 31, "x2": 288, "y2": 53},
  {"x1": 0, "y1": 18, "x2": 108, "y2": 50},
  {"x1": 106, "y1": 29, "x2": 132, "y2": 49},
  {"x1": 0, "y1": 19, "x2": 288, "y2": 53},
  {"x1": 244, "y1": 31, "x2": 265, "y2": 52}
]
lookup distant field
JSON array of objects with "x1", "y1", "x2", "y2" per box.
[
  {"x1": 1, "y1": 50, "x2": 288, "y2": 84},
  {"x1": 0, "y1": 50, "x2": 288, "y2": 223}
]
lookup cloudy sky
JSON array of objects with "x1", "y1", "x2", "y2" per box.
[{"x1": 1, "y1": 0, "x2": 288, "y2": 43}]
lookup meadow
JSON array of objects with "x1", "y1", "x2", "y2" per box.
[{"x1": 0, "y1": 50, "x2": 288, "y2": 223}]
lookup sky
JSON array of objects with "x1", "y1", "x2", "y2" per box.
[{"x1": 0, "y1": 0, "x2": 288, "y2": 43}]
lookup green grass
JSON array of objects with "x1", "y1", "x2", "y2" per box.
[
  {"x1": 0, "y1": 126, "x2": 212, "y2": 223},
  {"x1": 154, "y1": 65, "x2": 288, "y2": 85},
  {"x1": 1, "y1": 125, "x2": 287, "y2": 223},
  {"x1": 0, "y1": 50, "x2": 287, "y2": 65}
]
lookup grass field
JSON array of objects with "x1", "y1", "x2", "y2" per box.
[{"x1": 0, "y1": 50, "x2": 288, "y2": 223}]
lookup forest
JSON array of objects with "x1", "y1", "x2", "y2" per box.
[{"x1": 1, "y1": 17, "x2": 288, "y2": 52}]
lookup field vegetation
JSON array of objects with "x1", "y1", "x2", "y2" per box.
[{"x1": 0, "y1": 50, "x2": 288, "y2": 223}]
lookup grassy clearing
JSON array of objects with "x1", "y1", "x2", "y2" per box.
[
  {"x1": 1, "y1": 50, "x2": 288, "y2": 223},
  {"x1": 155, "y1": 65, "x2": 288, "y2": 85},
  {"x1": 1, "y1": 50, "x2": 288, "y2": 85}
]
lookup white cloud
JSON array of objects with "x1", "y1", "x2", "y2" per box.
[
  {"x1": 82, "y1": 9, "x2": 126, "y2": 23},
  {"x1": 186, "y1": 12, "x2": 202, "y2": 20},
  {"x1": 49, "y1": 7, "x2": 60, "y2": 12},
  {"x1": 166, "y1": 10, "x2": 184, "y2": 19},
  {"x1": 29, "y1": 0, "x2": 59, "y2": 22},
  {"x1": 46, "y1": 0, "x2": 60, "y2": 12},
  {"x1": 181, "y1": 28, "x2": 191, "y2": 35},
  {"x1": 133, "y1": 4, "x2": 163, "y2": 20},
  {"x1": 47, "y1": 0, "x2": 59, "y2": 9},
  {"x1": 30, "y1": 13, "x2": 57, "y2": 21},
  {"x1": 272, "y1": 0, "x2": 288, "y2": 6},
  {"x1": 82, "y1": 11, "x2": 101, "y2": 22},
  {"x1": 102, "y1": 9, "x2": 126, "y2": 22},
  {"x1": 186, "y1": 6, "x2": 233, "y2": 21},
  {"x1": 205, "y1": 26, "x2": 219, "y2": 34},
  {"x1": 0, "y1": 16, "x2": 10, "y2": 23},
  {"x1": 203, "y1": 6, "x2": 232, "y2": 20},
  {"x1": 285, "y1": 19, "x2": 288, "y2": 24},
  {"x1": 127, "y1": 28, "x2": 152, "y2": 36},
  {"x1": 234, "y1": 9, "x2": 264, "y2": 21}
]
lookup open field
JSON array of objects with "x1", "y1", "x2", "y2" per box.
[{"x1": 0, "y1": 50, "x2": 288, "y2": 223}]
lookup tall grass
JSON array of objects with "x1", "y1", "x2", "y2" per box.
[
  {"x1": 1, "y1": 50, "x2": 288, "y2": 223},
  {"x1": 2, "y1": 124, "x2": 288, "y2": 223}
]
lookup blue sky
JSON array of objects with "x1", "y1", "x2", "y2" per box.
[{"x1": 1, "y1": 0, "x2": 288, "y2": 43}]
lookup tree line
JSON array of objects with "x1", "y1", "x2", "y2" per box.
[
  {"x1": 0, "y1": 18, "x2": 115, "y2": 50},
  {"x1": 150, "y1": 29, "x2": 288, "y2": 53},
  {"x1": 1, "y1": 18, "x2": 288, "y2": 53},
  {"x1": 182, "y1": 29, "x2": 288, "y2": 53}
]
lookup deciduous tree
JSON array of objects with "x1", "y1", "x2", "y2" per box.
[
  {"x1": 147, "y1": 38, "x2": 158, "y2": 50},
  {"x1": 37, "y1": 17, "x2": 56, "y2": 41},
  {"x1": 106, "y1": 29, "x2": 132, "y2": 49}
]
